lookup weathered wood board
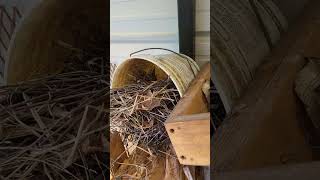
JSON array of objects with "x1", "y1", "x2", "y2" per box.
[
  {"x1": 212, "y1": 54, "x2": 312, "y2": 172},
  {"x1": 166, "y1": 113, "x2": 210, "y2": 166},
  {"x1": 211, "y1": 0, "x2": 320, "y2": 171},
  {"x1": 165, "y1": 63, "x2": 210, "y2": 166},
  {"x1": 214, "y1": 161, "x2": 320, "y2": 180}
]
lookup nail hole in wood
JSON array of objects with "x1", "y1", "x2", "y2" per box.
[
  {"x1": 170, "y1": 129, "x2": 175, "y2": 133},
  {"x1": 180, "y1": 155, "x2": 186, "y2": 160}
]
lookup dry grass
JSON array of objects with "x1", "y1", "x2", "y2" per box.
[
  {"x1": 0, "y1": 31, "x2": 109, "y2": 179},
  {"x1": 110, "y1": 79, "x2": 179, "y2": 154},
  {"x1": 0, "y1": 71, "x2": 109, "y2": 179},
  {"x1": 110, "y1": 76, "x2": 180, "y2": 179}
]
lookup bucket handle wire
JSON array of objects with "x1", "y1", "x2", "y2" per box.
[{"x1": 130, "y1": 48, "x2": 197, "y2": 77}]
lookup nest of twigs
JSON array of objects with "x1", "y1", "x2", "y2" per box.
[
  {"x1": 0, "y1": 71, "x2": 109, "y2": 179},
  {"x1": 0, "y1": 27, "x2": 109, "y2": 178},
  {"x1": 110, "y1": 76, "x2": 180, "y2": 179},
  {"x1": 110, "y1": 78, "x2": 180, "y2": 155}
]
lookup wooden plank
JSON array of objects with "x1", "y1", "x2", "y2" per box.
[
  {"x1": 212, "y1": 54, "x2": 312, "y2": 172},
  {"x1": 299, "y1": 22, "x2": 320, "y2": 57},
  {"x1": 168, "y1": 63, "x2": 210, "y2": 118},
  {"x1": 212, "y1": 0, "x2": 320, "y2": 172},
  {"x1": 165, "y1": 63, "x2": 210, "y2": 166},
  {"x1": 110, "y1": 133, "x2": 126, "y2": 173},
  {"x1": 195, "y1": 11, "x2": 209, "y2": 32},
  {"x1": 216, "y1": 0, "x2": 320, "y2": 114},
  {"x1": 214, "y1": 161, "x2": 320, "y2": 180},
  {"x1": 272, "y1": 0, "x2": 308, "y2": 23},
  {"x1": 166, "y1": 113, "x2": 210, "y2": 166}
]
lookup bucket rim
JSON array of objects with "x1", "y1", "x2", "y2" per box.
[{"x1": 111, "y1": 53, "x2": 199, "y2": 97}]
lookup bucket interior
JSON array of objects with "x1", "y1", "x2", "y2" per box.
[
  {"x1": 5, "y1": 0, "x2": 107, "y2": 84},
  {"x1": 112, "y1": 58, "x2": 170, "y2": 89}
]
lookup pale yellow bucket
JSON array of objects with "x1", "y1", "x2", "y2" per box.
[{"x1": 111, "y1": 49, "x2": 200, "y2": 97}]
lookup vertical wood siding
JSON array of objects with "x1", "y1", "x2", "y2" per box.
[
  {"x1": 110, "y1": 0, "x2": 179, "y2": 64},
  {"x1": 195, "y1": 0, "x2": 210, "y2": 67}
]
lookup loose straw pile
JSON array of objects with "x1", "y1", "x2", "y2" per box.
[
  {"x1": 110, "y1": 78, "x2": 179, "y2": 155},
  {"x1": 0, "y1": 71, "x2": 109, "y2": 179},
  {"x1": 110, "y1": 78, "x2": 179, "y2": 151},
  {"x1": 110, "y1": 77, "x2": 180, "y2": 179},
  {"x1": 0, "y1": 31, "x2": 109, "y2": 178}
]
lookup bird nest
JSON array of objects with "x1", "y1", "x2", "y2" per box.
[{"x1": 110, "y1": 78, "x2": 179, "y2": 155}]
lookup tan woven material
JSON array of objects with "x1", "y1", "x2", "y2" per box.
[
  {"x1": 295, "y1": 60, "x2": 320, "y2": 130},
  {"x1": 111, "y1": 54, "x2": 200, "y2": 97},
  {"x1": 5, "y1": 0, "x2": 107, "y2": 84},
  {"x1": 211, "y1": 0, "x2": 287, "y2": 112},
  {"x1": 110, "y1": 63, "x2": 117, "y2": 84}
]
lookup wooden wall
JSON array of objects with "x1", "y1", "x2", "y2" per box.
[
  {"x1": 110, "y1": 0, "x2": 179, "y2": 64},
  {"x1": 110, "y1": 0, "x2": 210, "y2": 67},
  {"x1": 195, "y1": 0, "x2": 210, "y2": 68}
]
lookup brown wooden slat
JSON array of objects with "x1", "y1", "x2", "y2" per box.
[
  {"x1": 211, "y1": 0, "x2": 320, "y2": 171},
  {"x1": 166, "y1": 63, "x2": 210, "y2": 166},
  {"x1": 166, "y1": 113, "x2": 210, "y2": 166},
  {"x1": 213, "y1": 54, "x2": 311, "y2": 172},
  {"x1": 214, "y1": 161, "x2": 320, "y2": 180}
]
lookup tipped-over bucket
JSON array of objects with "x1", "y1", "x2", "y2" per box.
[
  {"x1": 112, "y1": 51, "x2": 200, "y2": 97},
  {"x1": 5, "y1": 0, "x2": 107, "y2": 84}
]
